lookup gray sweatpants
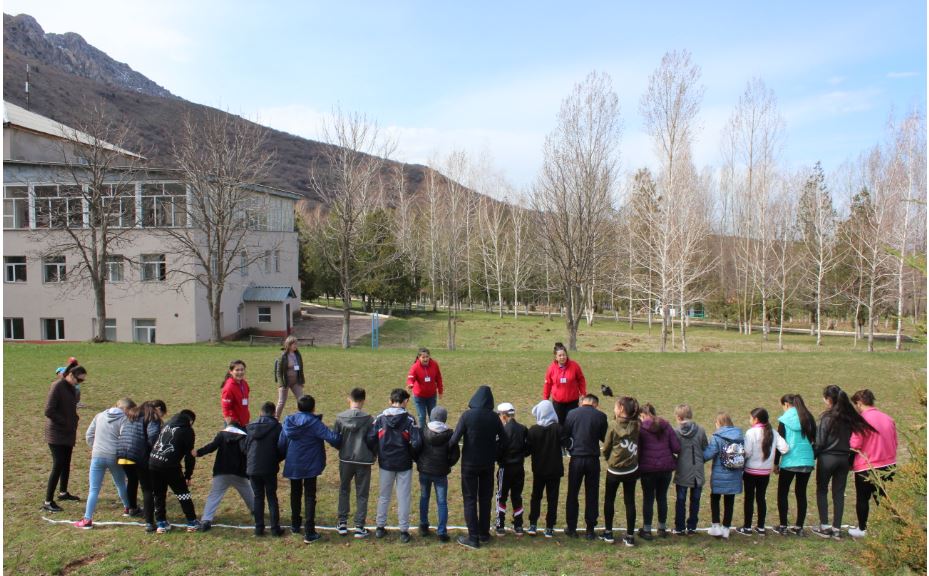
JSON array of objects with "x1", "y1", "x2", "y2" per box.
[
  {"x1": 201, "y1": 474, "x2": 254, "y2": 522},
  {"x1": 338, "y1": 461, "x2": 372, "y2": 527},
  {"x1": 375, "y1": 468, "x2": 412, "y2": 531}
]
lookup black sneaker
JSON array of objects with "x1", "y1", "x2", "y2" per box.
[
  {"x1": 336, "y1": 522, "x2": 348, "y2": 536},
  {"x1": 42, "y1": 501, "x2": 63, "y2": 513},
  {"x1": 291, "y1": 525, "x2": 302, "y2": 536},
  {"x1": 564, "y1": 529, "x2": 579, "y2": 538},
  {"x1": 623, "y1": 534, "x2": 635, "y2": 547},
  {"x1": 600, "y1": 530, "x2": 615, "y2": 543},
  {"x1": 735, "y1": 527, "x2": 754, "y2": 536},
  {"x1": 375, "y1": 526, "x2": 387, "y2": 539},
  {"x1": 637, "y1": 528, "x2": 653, "y2": 541},
  {"x1": 399, "y1": 531, "x2": 411, "y2": 543},
  {"x1": 123, "y1": 507, "x2": 141, "y2": 518},
  {"x1": 830, "y1": 529, "x2": 843, "y2": 541},
  {"x1": 811, "y1": 526, "x2": 833, "y2": 539},
  {"x1": 686, "y1": 528, "x2": 698, "y2": 536},
  {"x1": 354, "y1": 526, "x2": 370, "y2": 539},
  {"x1": 144, "y1": 523, "x2": 156, "y2": 533},
  {"x1": 57, "y1": 492, "x2": 80, "y2": 502},
  {"x1": 303, "y1": 532, "x2": 321, "y2": 544},
  {"x1": 419, "y1": 524, "x2": 431, "y2": 537},
  {"x1": 772, "y1": 525, "x2": 788, "y2": 536},
  {"x1": 657, "y1": 528, "x2": 669, "y2": 538},
  {"x1": 585, "y1": 529, "x2": 596, "y2": 541},
  {"x1": 527, "y1": 525, "x2": 538, "y2": 536},
  {"x1": 197, "y1": 521, "x2": 212, "y2": 533},
  {"x1": 457, "y1": 535, "x2": 479, "y2": 549},
  {"x1": 495, "y1": 526, "x2": 506, "y2": 536},
  {"x1": 254, "y1": 526, "x2": 265, "y2": 536},
  {"x1": 514, "y1": 525, "x2": 524, "y2": 536},
  {"x1": 788, "y1": 525, "x2": 806, "y2": 537},
  {"x1": 755, "y1": 527, "x2": 767, "y2": 536},
  {"x1": 479, "y1": 534, "x2": 491, "y2": 543},
  {"x1": 438, "y1": 533, "x2": 450, "y2": 543},
  {"x1": 270, "y1": 527, "x2": 285, "y2": 537},
  {"x1": 543, "y1": 528, "x2": 555, "y2": 538}
]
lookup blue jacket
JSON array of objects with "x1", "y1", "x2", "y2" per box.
[
  {"x1": 117, "y1": 417, "x2": 161, "y2": 464},
  {"x1": 279, "y1": 412, "x2": 341, "y2": 479},
  {"x1": 703, "y1": 425, "x2": 744, "y2": 495},
  {"x1": 366, "y1": 407, "x2": 421, "y2": 472},
  {"x1": 777, "y1": 407, "x2": 815, "y2": 469}
]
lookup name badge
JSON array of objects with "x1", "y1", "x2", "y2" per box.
[
  {"x1": 242, "y1": 399, "x2": 248, "y2": 406},
  {"x1": 424, "y1": 377, "x2": 431, "y2": 383},
  {"x1": 294, "y1": 365, "x2": 301, "y2": 371},
  {"x1": 560, "y1": 377, "x2": 567, "y2": 384}
]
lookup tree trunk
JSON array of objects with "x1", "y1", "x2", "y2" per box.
[
  {"x1": 815, "y1": 277, "x2": 823, "y2": 346},
  {"x1": 778, "y1": 298, "x2": 785, "y2": 351},
  {"x1": 341, "y1": 288, "x2": 352, "y2": 349},
  {"x1": 446, "y1": 305, "x2": 456, "y2": 351},
  {"x1": 93, "y1": 278, "x2": 107, "y2": 342}
]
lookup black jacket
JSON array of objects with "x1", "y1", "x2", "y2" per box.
[
  {"x1": 196, "y1": 426, "x2": 249, "y2": 477},
  {"x1": 246, "y1": 416, "x2": 284, "y2": 476},
  {"x1": 416, "y1": 423, "x2": 460, "y2": 477},
  {"x1": 562, "y1": 405, "x2": 608, "y2": 457},
  {"x1": 149, "y1": 413, "x2": 196, "y2": 479},
  {"x1": 528, "y1": 423, "x2": 564, "y2": 479},
  {"x1": 448, "y1": 386, "x2": 505, "y2": 472},
  {"x1": 814, "y1": 412, "x2": 851, "y2": 457},
  {"x1": 499, "y1": 419, "x2": 529, "y2": 466},
  {"x1": 366, "y1": 407, "x2": 421, "y2": 472},
  {"x1": 277, "y1": 350, "x2": 306, "y2": 387}
]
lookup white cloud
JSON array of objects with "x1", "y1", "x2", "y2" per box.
[{"x1": 782, "y1": 88, "x2": 883, "y2": 123}]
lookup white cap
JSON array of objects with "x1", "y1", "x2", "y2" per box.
[{"x1": 496, "y1": 402, "x2": 515, "y2": 415}]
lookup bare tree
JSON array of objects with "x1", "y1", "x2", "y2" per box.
[
  {"x1": 433, "y1": 150, "x2": 472, "y2": 350},
  {"x1": 509, "y1": 191, "x2": 531, "y2": 318},
  {"x1": 476, "y1": 191, "x2": 509, "y2": 318},
  {"x1": 770, "y1": 171, "x2": 804, "y2": 350},
  {"x1": 531, "y1": 71, "x2": 621, "y2": 351}
]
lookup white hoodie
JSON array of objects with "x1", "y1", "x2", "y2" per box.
[{"x1": 743, "y1": 424, "x2": 788, "y2": 475}]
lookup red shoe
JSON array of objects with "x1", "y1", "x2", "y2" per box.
[{"x1": 73, "y1": 518, "x2": 93, "y2": 529}]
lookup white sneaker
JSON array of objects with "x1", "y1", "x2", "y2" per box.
[
  {"x1": 848, "y1": 527, "x2": 867, "y2": 539},
  {"x1": 707, "y1": 523, "x2": 722, "y2": 537},
  {"x1": 721, "y1": 527, "x2": 730, "y2": 540}
]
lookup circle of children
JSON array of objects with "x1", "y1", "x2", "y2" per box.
[{"x1": 43, "y1": 342, "x2": 898, "y2": 550}]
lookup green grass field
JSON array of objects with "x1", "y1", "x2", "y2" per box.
[{"x1": 4, "y1": 312, "x2": 925, "y2": 575}]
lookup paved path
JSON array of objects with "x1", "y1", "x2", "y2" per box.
[{"x1": 290, "y1": 304, "x2": 388, "y2": 347}]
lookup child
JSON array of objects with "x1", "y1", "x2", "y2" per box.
[
  {"x1": 246, "y1": 401, "x2": 285, "y2": 536},
  {"x1": 672, "y1": 404, "x2": 708, "y2": 536},
  {"x1": 275, "y1": 336, "x2": 305, "y2": 420},
  {"x1": 637, "y1": 403, "x2": 680, "y2": 540},
  {"x1": 149, "y1": 409, "x2": 199, "y2": 533},
  {"x1": 703, "y1": 412, "x2": 744, "y2": 540},
  {"x1": 415, "y1": 405, "x2": 460, "y2": 542},
  {"x1": 848, "y1": 389, "x2": 898, "y2": 539},
  {"x1": 117, "y1": 400, "x2": 165, "y2": 530},
  {"x1": 72, "y1": 398, "x2": 134, "y2": 529},
  {"x1": 562, "y1": 394, "x2": 608, "y2": 540},
  {"x1": 738, "y1": 408, "x2": 788, "y2": 535},
  {"x1": 333, "y1": 388, "x2": 376, "y2": 538},
  {"x1": 365, "y1": 388, "x2": 421, "y2": 544},
  {"x1": 221, "y1": 360, "x2": 251, "y2": 426},
  {"x1": 774, "y1": 394, "x2": 816, "y2": 536},
  {"x1": 495, "y1": 402, "x2": 528, "y2": 535},
  {"x1": 526, "y1": 400, "x2": 563, "y2": 539},
  {"x1": 194, "y1": 421, "x2": 254, "y2": 532},
  {"x1": 601, "y1": 396, "x2": 640, "y2": 547},
  {"x1": 279, "y1": 394, "x2": 341, "y2": 543}
]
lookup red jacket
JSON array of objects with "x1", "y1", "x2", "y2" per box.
[
  {"x1": 850, "y1": 407, "x2": 897, "y2": 472},
  {"x1": 407, "y1": 360, "x2": 443, "y2": 398},
  {"x1": 543, "y1": 359, "x2": 587, "y2": 404},
  {"x1": 221, "y1": 377, "x2": 251, "y2": 426}
]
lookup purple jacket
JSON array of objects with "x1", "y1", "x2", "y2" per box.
[{"x1": 638, "y1": 417, "x2": 680, "y2": 473}]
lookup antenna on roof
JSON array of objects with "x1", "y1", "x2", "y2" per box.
[{"x1": 25, "y1": 64, "x2": 30, "y2": 110}]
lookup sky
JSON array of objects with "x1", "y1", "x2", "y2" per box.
[{"x1": 5, "y1": 1, "x2": 926, "y2": 192}]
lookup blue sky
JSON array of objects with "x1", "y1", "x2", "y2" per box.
[{"x1": 5, "y1": 1, "x2": 926, "y2": 190}]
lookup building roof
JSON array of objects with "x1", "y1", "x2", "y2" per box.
[
  {"x1": 242, "y1": 286, "x2": 297, "y2": 302},
  {"x1": 3, "y1": 101, "x2": 145, "y2": 160}
]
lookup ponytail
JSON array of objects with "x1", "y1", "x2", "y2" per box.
[{"x1": 752, "y1": 407, "x2": 773, "y2": 460}]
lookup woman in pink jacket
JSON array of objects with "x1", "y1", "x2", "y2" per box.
[{"x1": 848, "y1": 389, "x2": 897, "y2": 539}]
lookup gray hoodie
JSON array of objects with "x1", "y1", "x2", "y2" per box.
[
  {"x1": 333, "y1": 407, "x2": 376, "y2": 465},
  {"x1": 673, "y1": 420, "x2": 709, "y2": 488},
  {"x1": 86, "y1": 407, "x2": 127, "y2": 459}
]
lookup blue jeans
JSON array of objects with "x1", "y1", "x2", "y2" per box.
[
  {"x1": 84, "y1": 456, "x2": 129, "y2": 520},
  {"x1": 413, "y1": 395, "x2": 437, "y2": 426},
  {"x1": 674, "y1": 484, "x2": 703, "y2": 531},
  {"x1": 419, "y1": 473, "x2": 448, "y2": 535}
]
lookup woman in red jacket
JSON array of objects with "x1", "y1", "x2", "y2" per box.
[
  {"x1": 406, "y1": 348, "x2": 443, "y2": 425},
  {"x1": 542, "y1": 342, "x2": 587, "y2": 425},
  {"x1": 221, "y1": 360, "x2": 251, "y2": 426}
]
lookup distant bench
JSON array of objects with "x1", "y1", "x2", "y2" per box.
[{"x1": 248, "y1": 335, "x2": 315, "y2": 347}]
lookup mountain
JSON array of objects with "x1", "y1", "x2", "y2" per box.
[{"x1": 2, "y1": 13, "x2": 441, "y2": 206}]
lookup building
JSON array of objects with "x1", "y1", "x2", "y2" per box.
[{"x1": 3, "y1": 101, "x2": 301, "y2": 343}]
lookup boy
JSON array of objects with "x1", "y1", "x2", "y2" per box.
[
  {"x1": 333, "y1": 388, "x2": 376, "y2": 538},
  {"x1": 415, "y1": 405, "x2": 460, "y2": 542},
  {"x1": 279, "y1": 395, "x2": 341, "y2": 543},
  {"x1": 149, "y1": 409, "x2": 199, "y2": 533},
  {"x1": 562, "y1": 394, "x2": 608, "y2": 540},
  {"x1": 672, "y1": 404, "x2": 708, "y2": 535},
  {"x1": 495, "y1": 402, "x2": 528, "y2": 535},
  {"x1": 527, "y1": 400, "x2": 564, "y2": 538},
  {"x1": 246, "y1": 401, "x2": 285, "y2": 536},
  {"x1": 366, "y1": 388, "x2": 421, "y2": 543},
  {"x1": 194, "y1": 420, "x2": 254, "y2": 532}
]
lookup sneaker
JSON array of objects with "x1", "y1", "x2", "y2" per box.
[
  {"x1": 543, "y1": 528, "x2": 555, "y2": 538},
  {"x1": 457, "y1": 535, "x2": 479, "y2": 549},
  {"x1": 772, "y1": 524, "x2": 788, "y2": 536},
  {"x1": 186, "y1": 520, "x2": 201, "y2": 532},
  {"x1": 156, "y1": 521, "x2": 171, "y2": 534},
  {"x1": 399, "y1": 531, "x2": 411, "y2": 543},
  {"x1": 848, "y1": 527, "x2": 867, "y2": 539},
  {"x1": 811, "y1": 525, "x2": 834, "y2": 539},
  {"x1": 788, "y1": 525, "x2": 805, "y2": 537},
  {"x1": 623, "y1": 534, "x2": 635, "y2": 547},
  {"x1": 514, "y1": 525, "x2": 524, "y2": 535},
  {"x1": 708, "y1": 523, "x2": 722, "y2": 537},
  {"x1": 438, "y1": 533, "x2": 450, "y2": 543},
  {"x1": 303, "y1": 532, "x2": 321, "y2": 544},
  {"x1": 479, "y1": 534, "x2": 490, "y2": 543},
  {"x1": 830, "y1": 528, "x2": 843, "y2": 541},
  {"x1": 735, "y1": 527, "x2": 754, "y2": 536},
  {"x1": 145, "y1": 523, "x2": 156, "y2": 533},
  {"x1": 254, "y1": 527, "x2": 265, "y2": 537},
  {"x1": 197, "y1": 521, "x2": 212, "y2": 533},
  {"x1": 600, "y1": 530, "x2": 615, "y2": 543},
  {"x1": 495, "y1": 525, "x2": 506, "y2": 536},
  {"x1": 73, "y1": 518, "x2": 93, "y2": 529},
  {"x1": 270, "y1": 527, "x2": 285, "y2": 537},
  {"x1": 375, "y1": 526, "x2": 387, "y2": 539},
  {"x1": 721, "y1": 527, "x2": 730, "y2": 540},
  {"x1": 336, "y1": 522, "x2": 348, "y2": 536},
  {"x1": 419, "y1": 524, "x2": 431, "y2": 537},
  {"x1": 637, "y1": 528, "x2": 654, "y2": 541},
  {"x1": 585, "y1": 529, "x2": 596, "y2": 541},
  {"x1": 686, "y1": 528, "x2": 698, "y2": 535},
  {"x1": 354, "y1": 526, "x2": 370, "y2": 539},
  {"x1": 754, "y1": 527, "x2": 767, "y2": 536},
  {"x1": 671, "y1": 529, "x2": 687, "y2": 535},
  {"x1": 57, "y1": 492, "x2": 80, "y2": 502},
  {"x1": 657, "y1": 528, "x2": 670, "y2": 538},
  {"x1": 564, "y1": 529, "x2": 579, "y2": 538},
  {"x1": 123, "y1": 507, "x2": 141, "y2": 518},
  {"x1": 291, "y1": 525, "x2": 301, "y2": 536},
  {"x1": 42, "y1": 501, "x2": 63, "y2": 513},
  {"x1": 527, "y1": 525, "x2": 538, "y2": 536}
]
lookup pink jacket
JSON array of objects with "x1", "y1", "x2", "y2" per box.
[{"x1": 849, "y1": 407, "x2": 897, "y2": 472}]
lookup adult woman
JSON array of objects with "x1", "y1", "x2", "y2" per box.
[
  {"x1": 848, "y1": 389, "x2": 897, "y2": 539},
  {"x1": 43, "y1": 360, "x2": 85, "y2": 512},
  {"x1": 406, "y1": 347, "x2": 443, "y2": 425},
  {"x1": 541, "y1": 343, "x2": 587, "y2": 425},
  {"x1": 221, "y1": 360, "x2": 251, "y2": 426},
  {"x1": 773, "y1": 394, "x2": 816, "y2": 535},
  {"x1": 636, "y1": 403, "x2": 680, "y2": 539},
  {"x1": 811, "y1": 385, "x2": 874, "y2": 540},
  {"x1": 275, "y1": 336, "x2": 306, "y2": 420}
]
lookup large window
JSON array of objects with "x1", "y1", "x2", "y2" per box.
[
  {"x1": 42, "y1": 318, "x2": 65, "y2": 340},
  {"x1": 263, "y1": 250, "x2": 272, "y2": 273},
  {"x1": 34, "y1": 185, "x2": 84, "y2": 229},
  {"x1": 106, "y1": 255, "x2": 125, "y2": 282},
  {"x1": 133, "y1": 319, "x2": 156, "y2": 343},
  {"x1": 92, "y1": 318, "x2": 117, "y2": 341},
  {"x1": 43, "y1": 256, "x2": 66, "y2": 283},
  {"x1": 4, "y1": 256, "x2": 26, "y2": 283},
  {"x1": 141, "y1": 182, "x2": 187, "y2": 228},
  {"x1": 4, "y1": 317, "x2": 24, "y2": 340},
  {"x1": 141, "y1": 254, "x2": 166, "y2": 282},
  {"x1": 258, "y1": 306, "x2": 272, "y2": 323},
  {"x1": 102, "y1": 184, "x2": 137, "y2": 228},
  {"x1": 3, "y1": 186, "x2": 29, "y2": 229}
]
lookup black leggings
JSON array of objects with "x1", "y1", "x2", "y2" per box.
[
  {"x1": 123, "y1": 464, "x2": 155, "y2": 525},
  {"x1": 151, "y1": 467, "x2": 196, "y2": 523},
  {"x1": 710, "y1": 493, "x2": 735, "y2": 527},
  {"x1": 552, "y1": 400, "x2": 579, "y2": 426},
  {"x1": 603, "y1": 472, "x2": 637, "y2": 533},
  {"x1": 816, "y1": 453, "x2": 849, "y2": 529},
  {"x1": 855, "y1": 467, "x2": 893, "y2": 531},
  {"x1": 777, "y1": 469, "x2": 811, "y2": 527},
  {"x1": 46, "y1": 444, "x2": 74, "y2": 502},
  {"x1": 742, "y1": 473, "x2": 770, "y2": 528},
  {"x1": 640, "y1": 470, "x2": 672, "y2": 528},
  {"x1": 528, "y1": 476, "x2": 560, "y2": 529}
]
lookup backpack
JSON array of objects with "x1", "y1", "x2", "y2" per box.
[{"x1": 719, "y1": 437, "x2": 745, "y2": 470}]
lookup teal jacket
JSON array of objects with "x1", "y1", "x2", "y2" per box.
[{"x1": 777, "y1": 407, "x2": 814, "y2": 469}]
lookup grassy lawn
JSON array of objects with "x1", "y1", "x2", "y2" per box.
[{"x1": 4, "y1": 315, "x2": 925, "y2": 575}]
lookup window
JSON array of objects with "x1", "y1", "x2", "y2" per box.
[
  {"x1": 34, "y1": 185, "x2": 83, "y2": 229},
  {"x1": 92, "y1": 318, "x2": 117, "y2": 341},
  {"x1": 4, "y1": 317, "x2": 24, "y2": 340},
  {"x1": 258, "y1": 306, "x2": 272, "y2": 323},
  {"x1": 4, "y1": 256, "x2": 26, "y2": 282},
  {"x1": 273, "y1": 250, "x2": 280, "y2": 273},
  {"x1": 141, "y1": 254, "x2": 166, "y2": 282},
  {"x1": 133, "y1": 319, "x2": 156, "y2": 343},
  {"x1": 263, "y1": 250, "x2": 271, "y2": 273},
  {"x1": 42, "y1": 318, "x2": 65, "y2": 340},
  {"x1": 106, "y1": 255, "x2": 124, "y2": 282},
  {"x1": 141, "y1": 182, "x2": 186, "y2": 228},
  {"x1": 43, "y1": 256, "x2": 66, "y2": 283},
  {"x1": 103, "y1": 184, "x2": 137, "y2": 228},
  {"x1": 3, "y1": 186, "x2": 29, "y2": 229},
  {"x1": 239, "y1": 251, "x2": 248, "y2": 277}
]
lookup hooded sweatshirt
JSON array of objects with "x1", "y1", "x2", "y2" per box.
[
  {"x1": 333, "y1": 407, "x2": 376, "y2": 465},
  {"x1": 638, "y1": 417, "x2": 681, "y2": 473},
  {"x1": 196, "y1": 425, "x2": 249, "y2": 477},
  {"x1": 775, "y1": 407, "x2": 815, "y2": 469},
  {"x1": 278, "y1": 411, "x2": 341, "y2": 479},
  {"x1": 527, "y1": 400, "x2": 564, "y2": 479},
  {"x1": 246, "y1": 415, "x2": 284, "y2": 476},
  {"x1": 448, "y1": 386, "x2": 504, "y2": 471},
  {"x1": 743, "y1": 423, "x2": 789, "y2": 476},
  {"x1": 703, "y1": 425, "x2": 744, "y2": 495},
  {"x1": 366, "y1": 407, "x2": 420, "y2": 472},
  {"x1": 602, "y1": 417, "x2": 640, "y2": 475},
  {"x1": 674, "y1": 420, "x2": 709, "y2": 487},
  {"x1": 149, "y1": 413, "x2": 196, "y2": 479},
  {"x1": 499, "y1": 418, "x2": 529, "y2": 466},
  {"x1": 87, "y1": 407, "x2": 128, "y2": 459},
  {"x1": 416, "y1": 420, "x2": 460, "y2": 477},
  {"x1": 220, "y1": 376, "x2": 251, "y2": 426}
]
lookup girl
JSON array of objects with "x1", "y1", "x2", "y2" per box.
[
  {"x1": 275, "y1": 336, "x2": 306, "y2": 420},
  {"x1": 774, "y1": 394, "x2": 816, "y2": 535},
  {"x1": 221, "y1": 360, "x2": 251, "y2": 426},
  {"x1": 637, "y1": 403, "x2": 680, "y2": 539},
  {"x1": 703, "y1": 412, "x2": 744, "y2": 540},
  {"x1": 117, "y1": 400, "x2": 166, "y2": 531},
  {"x1": 848, "y1": 389, "x2": 895, "y2": 539},
  {"x1": 541, "y1": 342, "x2": 587, "y2": 425},
  {"x1": 43, "y1": 359, "x2": 85, "y2": 512},
  {"x1": 737, "y1": 408, "x2": 788, "y2": 535},
  {"x1": 601, "y1": 396, "x2": 640, "y2": 547},
  {"x1": 526, "y1": 400, "x2": 563, "y2": 538},
  {"x1": 812, "y1": 385, "x2": 875, "y2": 540}
]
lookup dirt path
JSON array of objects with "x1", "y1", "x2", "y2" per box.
[{"x1": 290, "y1": 304, "x2": 388, "y2": 347}]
